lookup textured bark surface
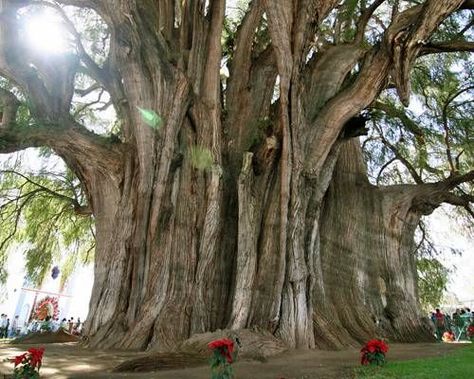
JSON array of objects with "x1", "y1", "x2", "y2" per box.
[
  {"x1": 1, "y1": 0, "x2": 473, "y2": 352},
  {"x1": 317, "y1": 140, "x2": 434, "y2": 348}
]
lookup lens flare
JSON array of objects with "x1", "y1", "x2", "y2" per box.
[{"x1": 22, "y1": 11, "x2": 69, "y2": 54}]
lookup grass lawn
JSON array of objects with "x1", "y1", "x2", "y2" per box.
[{"x1": 355, "y1": 343, "x2": 474, "y2": 378}]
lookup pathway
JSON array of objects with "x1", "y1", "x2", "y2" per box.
[{"x1": 0, "y1": 341, "x2": 468, "y2": 378}]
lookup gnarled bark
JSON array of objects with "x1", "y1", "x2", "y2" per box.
[{"x1": 317, "y1": 140, "x2": 435, "y2": 348}]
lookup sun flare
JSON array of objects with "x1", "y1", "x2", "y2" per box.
[{"x1": 22, "y1": 11, "x2": 69, "y2": 54}]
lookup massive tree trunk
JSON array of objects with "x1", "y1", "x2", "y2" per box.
[
  {"x1": 316, "y1": 140, "x2": 434, "y2": 348},
  {"x1": 1, "y1": 0, "x2": 472, "y2": 351}
]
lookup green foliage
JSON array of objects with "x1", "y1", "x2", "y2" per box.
[
  {"x1": 210, "y1": 350, "x2": 234, "y2": 379},
  {"x1": 344, "y1": 0, "x2": 359, "y2": 18},
  {"x1": 137, "y1": 107, "x2": 163, "y2": 130},
  {"x1": 24, "y1": 248, "x2": 53, "y2": 287},
  {"x1": 417, "y1": 257, "x2": 449, "y2": 311},
  {"x1": 70, "y1": 7, "x2": 110, "y2": 65},
  {"x1": 0, "y1": 153, "x2": 95, "y2": 287},
  {"x1": 365, "y1": 53, "x2": 474, "y2": 204},
  {"x1": 222, "y1": 17, "x2": 237, "y2": 58}
]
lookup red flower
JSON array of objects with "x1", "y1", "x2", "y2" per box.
[
  {"x1": 10, "y1": 353, "x2": 27, "y2": 367},
  {"x1": 468, "y1": 326, "x2": 474, "y2": 337},
  {"x1": 208, "y1": 338, "x2": 234, "y2": 363},
  {"x1": 27, "y1": 347, "x2": 45, "y2": 369},
  {"x1": 360, "y1": 339, "x2": 389, "y2": 365},
  {"x1": 364, "y1": 339, "x2": 388, "y2": 353}
]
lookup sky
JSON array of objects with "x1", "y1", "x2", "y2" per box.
[{"x1": 430, "y1": 206, "x2": 474, "y2": 303}]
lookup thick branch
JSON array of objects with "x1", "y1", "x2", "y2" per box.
[
  {"x1": 355, "y1": 0, "x2": 387, "y2": 43},
  {"x1": 305, "y1": 0, "x2": 469, "y2": 177},
  {"x1": 0, "y1": 1, "x2": 79, "y2": 118},
  {"x1": 409, "y1": 169, "x2": 474, "y2": 213},
  {"x1": 227, "y1": 0, "x2": 263, "y2": 105},
  {"x1": 0, "y1": 119, "x2": 123, "y2": 175},
  {"x1": 305, "y1": 44, "x2": 366, "y2": 121},
  {"x1": 201, "y1": 0, "x2": 226, "y2": 107},
  {"x1": 0, "y1": 87, "x2": 20, "y2": 128},
  {"x1": 304, "y1": 48, "x2": 391, "y2": 176},
  {"x1": 419, "y1": 40, "x2": 474, "y2": 55},
  {"x1": 460, "y1": 0, "x2": 474, "y2": 9},
  {"x1": 442, "y1": 191, "x2": 474, "y2": 207},
  {"x1": 264, "y1": 0, "x2": 293, "y2": 332},
  {"x1": 387, "y1": 0, "x2": 465, "y2": 106},
  {"x1": 40, "y1": 1, "x2": 126, "y2": 110},
  {"x1": 444, "y1": 169, "x2": 474, "y2": 188}
]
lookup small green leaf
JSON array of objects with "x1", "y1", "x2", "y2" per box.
[
  {"x1": 189, "y1": 145, "x2": 213, "y2": 170},
  {"x1": 137, "y1": 107, "x2": 163, "y2": 129}
]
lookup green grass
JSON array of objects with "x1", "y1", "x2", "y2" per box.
[{"x1": 355, "y1": 344, "x2": 474, "y2": 378}]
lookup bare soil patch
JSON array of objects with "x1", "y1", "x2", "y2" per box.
[
  {"x1": 0, "y1": 341, "x2": 467, "y2": 379},
  {"x1": 10, "y1": 330, "x2": 80, "y2": 345}
]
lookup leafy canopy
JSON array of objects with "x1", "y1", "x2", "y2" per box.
[{"x1": 0, "y1": 151, "x2": 94, "y2": 288}]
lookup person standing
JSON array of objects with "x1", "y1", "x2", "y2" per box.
[
  {"x1": 4, "y1": 318, "x2": 10, "y2": 338},
  {"x1": 460, "y1": 309, "x2": 471, "y2": 339},
  {"x1": 434, "y1": 308, "x2": 445, "y2": 342},
  {"x1": 0, "y1": 314, "x2": 6, "y2": 338},
  {"x1": 453, "y1": 309, "x2": 463, "y2": 340},
  {"x1": 68, "y1": 317, "x2": 74, "y2": 334},
  {"x1": 10, "y1": 315, "x2": 20, "y2": 337}
]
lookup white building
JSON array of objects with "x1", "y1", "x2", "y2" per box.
[{"x1": 0, "y1": 250, "x2": 93, "y2": 328}]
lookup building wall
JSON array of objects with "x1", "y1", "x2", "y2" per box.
[{"x1": 0, "y1": 250, "x2": 93, "y2": 328}]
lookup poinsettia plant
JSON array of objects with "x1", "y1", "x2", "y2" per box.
[
  {"x1": 360, "y1": 339, "x2": 388, "y2": 366},
  {"x1": 467, "y1": 325, "x2": 474, "y2": 341},
  {"x1": 208, "y1": 338, "x2": 235, "y2": 379},
  {"x1": 10, "y1": 347, "x2": 45, "y2": 379}
]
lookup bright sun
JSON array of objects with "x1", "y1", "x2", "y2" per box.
[{"x1": 22, "y1": 11, "x2": 69, "y2": 54}]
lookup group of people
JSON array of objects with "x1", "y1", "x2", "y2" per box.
[
  {"x1": 431, "y1": 307, "x2": 474, "y2": 342},
  {"x1": 28, "y1": 316, "x2": 83, "y2": 335},
  {"x1": 0, "y1": 314, "x2": 83, "y2": 338},
  {"x1": 0, "y1": 314, "x2": 20, "y2": 338}
]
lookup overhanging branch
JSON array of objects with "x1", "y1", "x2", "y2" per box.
[
  {"x1": 461, "y1": 0, "x2": 474, "y2": 9},
  {"x1": 0, "y1": 113, "x2": 123, "y2": 177},
  {"x1": 443, "y1": 170, "x2": 474, "y2": 188},
  {"x1": 387, "y1": 0, "x2": 465, "y2": 106},
  {"x1": 419, "y1": 41, "x2": 474, "y2": 56},
  {"x1": 0, "y1": 170, "x2": 92, "y2": 215}
]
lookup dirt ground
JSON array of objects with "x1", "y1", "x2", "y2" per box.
[{"x1": 0, "y1": 341, "x2": 469, "y2": 379}]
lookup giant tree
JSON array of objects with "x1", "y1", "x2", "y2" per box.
[
  {"x1": 315, "y1": 50, "x2": 474, "y2": 347},
  {"x1": 1, "y1": 0, "x2": 473, "y2": 351}
]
